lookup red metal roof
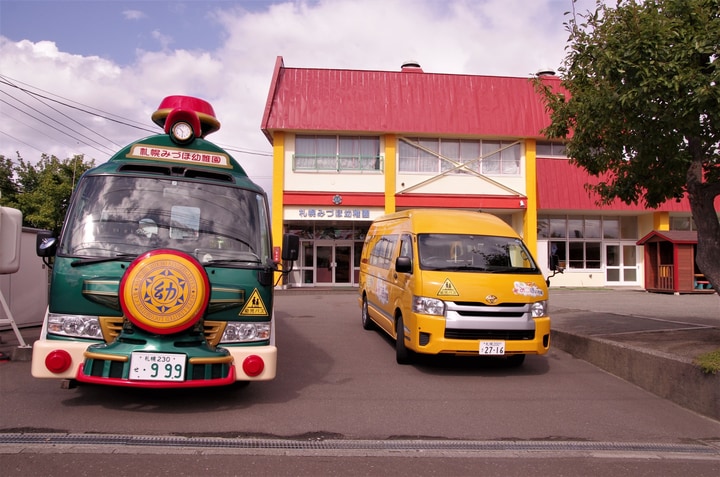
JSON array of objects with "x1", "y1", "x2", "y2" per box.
[
  {"x1": 637, "y1": 230, "x2": 698, "y2": 245},
  {"x1": 536, "y1": 157, "x2": 694, "y2": 212},
  {"x1": 262, "y1": 56, "x2": 557, "y2": 141}
]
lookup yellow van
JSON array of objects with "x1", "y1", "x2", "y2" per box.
[{"x1": 358, "y1": 209, "x2": 550, "y2": 365}]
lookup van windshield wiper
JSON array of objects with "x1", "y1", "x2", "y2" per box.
[{"x1": 71, "y1": 253, "x2": 138, "y2": 267}]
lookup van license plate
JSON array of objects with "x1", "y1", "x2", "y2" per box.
[
  {"x1": 479, "y1": 341, "x2": 505, "y2": 355},
  {"x1": 129, "y1": 352, "x2": 186, "y2": 381}
]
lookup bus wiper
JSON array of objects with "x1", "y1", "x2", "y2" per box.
[
  {"x1": 203, "y1": 258, "x2": 262, "y2": 266},
  {"x1": 71, "y1": 253, "x2": 138, "y2": 267}
]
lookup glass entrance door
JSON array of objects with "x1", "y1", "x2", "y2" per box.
[{"x1": 315, "y1": 241, "x2": 353, "y2": 286}]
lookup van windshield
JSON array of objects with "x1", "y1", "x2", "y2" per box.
[
  {"x1": 417, "y1": 233, "x2": 539, "y2": 273},
  {"x1": 59, "y1": 175, "x2": 271, "y2": 265}
]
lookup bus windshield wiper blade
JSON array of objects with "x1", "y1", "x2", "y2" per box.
[
  {"x1": 71, "y1": 253, "x2": 138, "y2": 267},
  {"x1": 203, "y1": 258, "x2": 263, "y2": 268}
]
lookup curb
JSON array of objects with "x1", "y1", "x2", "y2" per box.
[{"x1": 551, "y1": 329, "x2": 720, "y2": 421}]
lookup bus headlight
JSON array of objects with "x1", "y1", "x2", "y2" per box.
[
  {"x1": 531, "y1": 300, "x2": 548, "y2": 318},
  {"x1": 48, "y1": 313, "x2": 103, "y2": 339},
  {"x1": 220, "y1": 322, "x2": 271, "y2": 343},
  {"x1": 412, "y1": 296, "x2": 446, "y2": 316}
]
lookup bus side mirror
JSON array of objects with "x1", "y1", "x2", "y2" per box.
[
  {"x1": 281, "y1": 234, "x2": 299, "y2": 262},
  {"x1": 36, "y1": 230, "x2": 57, "y2": 258}
]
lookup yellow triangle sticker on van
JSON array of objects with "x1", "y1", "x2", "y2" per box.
[
  {"x1": 240, "y1": 288, "x2": 268, "y2": 316},
  {"x1": 437, "y1": 279, "x2": 459, "y2": 296}
]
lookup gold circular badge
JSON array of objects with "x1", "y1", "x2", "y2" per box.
[{"x1": 120, "y1": 250, "x2": 209, "y2": 334}]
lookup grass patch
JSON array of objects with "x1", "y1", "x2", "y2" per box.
[{"x1": 693, "y1": 349, "x2": 720, "y2": 374}]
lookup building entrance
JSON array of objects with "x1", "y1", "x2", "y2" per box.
[{"x1": 315, "y1": 241, "x2": 353, "y2": 285}]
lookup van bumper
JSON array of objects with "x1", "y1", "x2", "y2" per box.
[{"x1": 411, "y1": 316, "x2": 551, "y2": 356}]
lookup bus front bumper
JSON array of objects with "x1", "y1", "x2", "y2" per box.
[{"x1": 31, "y1": 339, "x2": 276, "y2": 387}]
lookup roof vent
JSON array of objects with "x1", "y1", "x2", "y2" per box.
[
  {"x1": 401, "y1": 61, "x2": 423, "y2": 73},
  {"x1": 536, "y1": 68, "x2": 556, "y2": 77}
]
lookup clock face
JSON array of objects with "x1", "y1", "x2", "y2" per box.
[{"x1": 172, "y1": 122, "x2": 193, "y2": 141}]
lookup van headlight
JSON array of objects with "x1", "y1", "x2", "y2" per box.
[
  {"x1": 221, "y1": 322, "x2": 271, "y2": 343},
  {"x1": 412, "y1": 296, "x2": 446, "y2": 316},
  {"x1": 48, "y1": 313, "x2": 103, "y2": 339},
  {"x1": 531, "y1": 300, "x2": 548, "y2": 318}
]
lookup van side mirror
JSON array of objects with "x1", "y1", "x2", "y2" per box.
[
  {"x1": 549, "y1": 254, "x2": 560, "y2": 272},
  {"x1": 281, "y1": 234, "x2": 299, "y2": 262},
  {"x1": 395, "y1": 256, "x2": 412, "y2": 274}
]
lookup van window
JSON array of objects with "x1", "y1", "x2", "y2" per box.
[
  {"x1": 399, "y1": 234, "x2": 412, "y2": 259},
  {"x1": 418, "y1": 234, "x2": 538, "y2": 273},
  {"x1": 369, "y1": 235, "x2": 398, "y2": 269}
]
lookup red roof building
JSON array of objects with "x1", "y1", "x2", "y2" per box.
[{"x1": 261, "y1": 56, "x2": 701, "y2": 289}]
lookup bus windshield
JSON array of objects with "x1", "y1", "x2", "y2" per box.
[
  {"x1": 59, "y1": 175, "x2": 271, "y2": 265},
  {"x1": 418, "y1": 233, "x2": 539, "y2": 273}
]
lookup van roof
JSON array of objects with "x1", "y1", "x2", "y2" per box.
[{"x1": 373, "y1": 209, "x2": 518, "y2": 237}]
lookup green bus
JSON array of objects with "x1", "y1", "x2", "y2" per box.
[{"x1": 31, "y1": 95, "x2": 298, "y2": 388}]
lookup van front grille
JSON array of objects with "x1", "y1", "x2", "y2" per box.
[{"x1": 444, "y1": 329, "x2": 535, "y2": 340}]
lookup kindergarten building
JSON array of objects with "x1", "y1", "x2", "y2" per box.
[{"x1": 261, "y1": 56, "x2": 708, "y2": 290}]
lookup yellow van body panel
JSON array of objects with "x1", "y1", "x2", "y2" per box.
[{"x1": 359, "y1": 209, "x2": 551, "y2": 360}]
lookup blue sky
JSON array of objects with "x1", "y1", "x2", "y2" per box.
[
  {"x1": 1, "y1": 1, "x2": 271, "y2": 65},
  {"x1": 0, "y1": 0, "x2": 597, "y2": 192}
]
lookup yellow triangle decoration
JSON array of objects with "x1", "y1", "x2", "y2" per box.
[
  {"x1": 240, "y1": 288, "x2": 268, "y2": 316},
  {"x1": 437, "y1": 278, "x2": 459, "y2": 296}
]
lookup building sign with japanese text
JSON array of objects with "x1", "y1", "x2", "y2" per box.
[{"x1": 284, "y1": 206, "x2": 385, "y2": 221}]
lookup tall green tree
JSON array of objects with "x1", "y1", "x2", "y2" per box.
[
  {"x1": 11, "y1": 154, "x2": 95, "y2": 234},
  {"x1": 535, "y1": 0, "x2": 720, "y2": 294},
  {"x1": 0, "y1": 155, "x2": 18, "y2": 206}
]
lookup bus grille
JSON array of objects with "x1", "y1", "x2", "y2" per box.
[
  {"x1": 85, "y1": 358, "x2": 229, "y2": 381},
  {"x1": 98, "y1": 317, "x2": 226, "y2": 346}
]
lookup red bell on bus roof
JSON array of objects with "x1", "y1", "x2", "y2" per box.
[{"x1": 151, "y1": 95, "x2": 221, "y2": 141}]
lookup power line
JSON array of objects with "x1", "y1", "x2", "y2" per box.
[
  {"x1": 0, "y1": 74, "x2": 274, "y2": 158},
  {"x1": 0, "y1": 96, "x2": 113, "y2": 156},
  {"x1": 0, "y1": 129, "x2": 45, "y2": 155},
  {"x1": 3, "y1": 75, "x2": 124, "y2": 150},
  {"x1": 1, "y1": 92, "x2": 117, "y2": 156},
  {"x1": 0, "y1": 76, "x2": 156, "y2": 135}
]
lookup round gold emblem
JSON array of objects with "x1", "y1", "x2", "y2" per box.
[{"x1": 120, "y1": 250, "x2": 209, "y2": 334}]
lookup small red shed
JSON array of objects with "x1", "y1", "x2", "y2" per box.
[{"x1": 637, "y1": 230, "x2": 713, "y2": 294}]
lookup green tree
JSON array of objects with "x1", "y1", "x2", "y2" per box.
[
  {"x1": 12, "y1": 154, "x2": 95, "y2": 234},
  {"x1": 535, "y1": 0, "x2": 720, "y2": 294},
  {"x1": 0, "y1": 155, "x2": 18, "y2": 206}
]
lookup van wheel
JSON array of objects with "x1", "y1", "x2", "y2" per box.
[
  {"x1": 506, "y1": 354, "x2": 525, "y2": 367},
  {"x1": 395, "y1": 315, "x2": 412, "y2": 365},
  {"x1": 361, "y1": 296, "x2": 374, "y2": 330}
]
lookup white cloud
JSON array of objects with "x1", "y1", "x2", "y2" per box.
[
  {"x1": 122, "y1": 10, "x2": 147, "y2": 21},
  {"x1": 0, "y1": 0, "x2": 598, "y2": 194},
  {"x1": 150, "y1": 30, "x2": 175, "y2": 51}
]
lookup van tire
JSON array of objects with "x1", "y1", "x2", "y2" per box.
[
  {"x1": 506, "y1": 354, "x2": 526, "y2": 367},
  {"x1": 361, "y1": 296, "x2": 375, "y2": 330},
  {"x1": 395, "y1": 315, "x2": 412, "y2": 365}
]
